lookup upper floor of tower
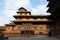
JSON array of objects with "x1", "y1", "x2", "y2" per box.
[{"x1": 17, "y1": 7, "x2": 31, "y2": 16}]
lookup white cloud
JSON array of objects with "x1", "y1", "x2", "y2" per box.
[
  {"x1": 0, "y1": 0, "x2": 50, "y2": 26},
  {"x1": 3, "y1": 0, "x2": 50, "y2": 17},
  {"x1": 0, "y1": 18, "x2": 10, "y2": 26},
  {"x1": 4, "y1": 0, "x2": 31, "y2": 17},
  {"x1": 32, "y1": 0, "x2": 51, "y2": 15},
  {"x1": 0, "y1": 0, "x2": 31, "y2": 26},
  {"x1": 31, "y1": 2, "x2": 50, "y2": 15}
]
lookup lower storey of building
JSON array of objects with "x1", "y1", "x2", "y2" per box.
[{"x1": 3, "y1": 30, "x2": 48, "y2": 37}]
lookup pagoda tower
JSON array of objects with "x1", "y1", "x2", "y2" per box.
[{"x1": 3, "y1": 7, "x2": 51, "y2": 36}]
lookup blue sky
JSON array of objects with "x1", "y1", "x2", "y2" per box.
[{"x1": 0, "y1": 0, "x2": 50, "y2": 26}]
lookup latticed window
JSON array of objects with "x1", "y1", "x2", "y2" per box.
[
  {"x1": 40, "y1": 27, "x2": 43, "y2": 29},
  {"x1": 34, "y1": 27, "x2": 36, "y2": 29},
  {"x1": 22, "y1": 23, "x2": 32, "y2": 30},
  {"x1": 8, "y1": 27, "x2": 10, "y2": 29}
]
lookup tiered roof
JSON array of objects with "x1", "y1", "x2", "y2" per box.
[
  {"x1": 17, "y1": 7, "x2": 31, "y2": 14},
  {"x1": 11, "y1": 7, "x2": 51, "y2": 24},
  {"x1": 5, "y1": 22, "x2": 15, "y2": 26}
]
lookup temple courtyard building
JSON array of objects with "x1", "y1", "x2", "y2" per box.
[
  {"x1": 0, "y1": 7, "x2": 52, "y2": 37},
  {"x1": 0, "y1": 0, "x2": 60, "y2": 40}
]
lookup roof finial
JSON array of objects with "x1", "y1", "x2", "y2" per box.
[{"x1": 18, "y1": 7, "x2": 27, "y2": 11}]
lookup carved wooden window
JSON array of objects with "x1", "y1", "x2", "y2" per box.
[
  {"x1": 8, "y1": 27, "x2": 10, "y2": 29},
  {"x1": 34, "y1": 27, "x2": 36, "y2": 29},
  {"x1": 22, "y1": 23, "x2": 32, "y2": 30},
  {"x1": 40, "y1": 27, "x2": 43, "y2": 29}
]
